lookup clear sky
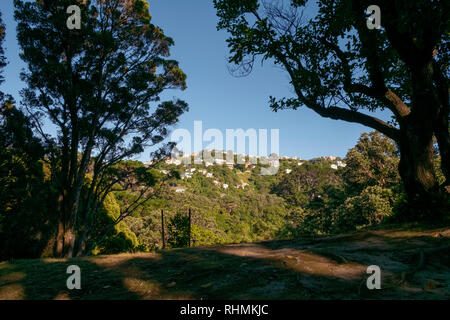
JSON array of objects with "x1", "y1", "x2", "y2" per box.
[{"x1": 0, "y1": 0, "x2": 392, "y2": 161}]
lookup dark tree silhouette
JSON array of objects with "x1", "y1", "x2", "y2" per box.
[
  {"x1": 214, "y1": 0, "x2": 449, "y2": 216},
  {"x1": 0, "y1": 11, "x2": 53, "y2": 259},
  {"x1": 15, "y1": 0, "x2": 188, "y2": 257}
]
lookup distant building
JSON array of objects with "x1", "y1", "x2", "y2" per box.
[
  {"x1": 165, "y1": 158, "x2": 181, "y2": 165},
  {"x1": 226, "y1": 161, "x2": 234, "y2": 169},
  {"x1": 215, "y1": 159, "x2": 226, "y2": 165},
  {"x1": 268, "y1": 159, "x2": 279, "y2": 167},
  {"x1": 285, "y1": 169, "x2": 292, "y2": 174},
  {"x1": 143, "y1": 161, "x2": 153, "y2": 167},
  {"x1": 248, "y1": 156, "x2": 258, "y2": 164},
  {"x1": 193, "y1": 158, "x2": 203, "y2": 165},
  {"x1": 337, "y1": 161, "x2": 347, "y2": 168},
  {"x1": 236, "y1": 155, "x2": 246, "y2": 163},
  {"x1": 298, "y1": 162, "x2": 304, "y2": 166},
  {"x1": 330, "y1": 164, "x2": 338, "y2": 170}
]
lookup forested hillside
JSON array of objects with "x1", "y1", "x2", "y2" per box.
[{"x1": 101, "y1": 132, "x2": 444, "y2": 254}]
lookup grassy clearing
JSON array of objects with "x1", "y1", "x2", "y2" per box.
[{"x1": 1, "y1": 226, "x2": 449, "y2": 300}]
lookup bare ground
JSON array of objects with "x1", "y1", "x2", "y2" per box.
[{"x1": 1, "y1": 227, "x2": 449, "y2": 299}]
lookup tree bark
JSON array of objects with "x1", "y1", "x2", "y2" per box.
[
  {"x1": 432, "y1": 61, "x2": 450, "y2": 190},
  {"x1": 396, "y1": 60, "x2": 444, "y2": 218},
  {"x1": 398, "y1": 125, "x2": 437, "y2": 199},
  {"x1": 55, "y1": 220, "x2": 65, "y2": 256}
]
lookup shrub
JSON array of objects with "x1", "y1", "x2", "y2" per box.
[
  {"x1": 90, "y1": 193, "x2": 140, "y2": 255},
  {"x1": 167, "y1": 213, "x2": 190, "y2": 248},
  {"x1": 332, "y1": 186, "x2": 395, "y2": 232}
]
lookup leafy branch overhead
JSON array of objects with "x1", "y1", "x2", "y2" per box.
[{"x1": 214, "y1": 0, "x2": 449, "y2": 205}]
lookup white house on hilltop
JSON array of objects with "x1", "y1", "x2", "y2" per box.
[{"x1": 337, "y1": 161, "x2": 347, "y2": 168}]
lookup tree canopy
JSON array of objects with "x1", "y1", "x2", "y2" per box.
[
  {"x1": 15, "y1": 0, "x2": 188, "y2": 257},
  {"x1": 214, "y1": 0, "x2": 449, "y2": 214}
]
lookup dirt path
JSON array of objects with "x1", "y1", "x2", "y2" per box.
[{"x1": 1, "y1": 227, "x2": 449, "y2": 299}]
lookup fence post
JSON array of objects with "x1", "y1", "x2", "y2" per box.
[
  {"x1": 188, "y1": 208, "x2": 191, "y2": 248},
  {"x1": 161, "y1": 209, "x2": 165, "y2": 249}
]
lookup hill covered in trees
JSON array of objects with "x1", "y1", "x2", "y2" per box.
[
  {"x1": 93, "y1": 132, "x2": 444, "y2": 255},
  {"x1": 2, "y1": 125, "x2": 446, "y2": 260}
]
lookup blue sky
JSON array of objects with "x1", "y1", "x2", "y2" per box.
[{"x1": 0, "y1": 0, "x2": 392, "y2": 161}]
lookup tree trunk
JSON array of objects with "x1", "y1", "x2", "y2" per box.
[
  {"x1": 395, "y1": 57, "x2": 449, "y2": 220},
  {"x1": 398, "y1": 128, "x2": 437, "y2": 197},
  {"x1": 55, "y1": 192, "x2": 66, "y2": 257},
  {"x1": 55, "y1": 220, "x2": 65, "y2": 257},
  {"x1": 75, "y1": 229, "x2": 89, "y2": 257},
  {"x1": 434, "y1": 113, "x2": 450, "y2": 190},
  {"x1": 397, "y1": 119, "x2": 441, "y2": 220},
  {"x1": 54, "y1": 191, "x2": 81, "y2": 258},
  {"x1": 432, "y1": 60, "x2": 450, "y2": 190}
]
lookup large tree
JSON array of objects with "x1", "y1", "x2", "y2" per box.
[
  {"x1": 15, "y1": 0, "x2": 188, "y2": 257},
  {"x1": 214, "y1": 0, "x2": 449, "y2": 214}
]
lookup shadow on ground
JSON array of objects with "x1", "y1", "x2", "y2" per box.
[{"x1": 1, "y1": 227, "x2": 449, "y2": 299}]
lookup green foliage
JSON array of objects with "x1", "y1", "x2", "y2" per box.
[
  {"x1": 90, "y1": 193, "x2": 140, "y2": 255},
  {"x1": 343, "y1": 132, "x2": 400, "y2": 193},
  {"x1": 273, "y1": 160, "x2": 343, "y2": 207},
  {"x1": 110, "y1": 132, "x2": 405, "y2": 247},
  {"x1": 124, "y1": 215, "x2": 159, "y2": 251},
  {"x1": 167, "y1": 213, "x2": 190, "y2": 248},
  {"x1": 14, "y1": 0, "x2": 188, "y2": 256},
  {"x1": 0, "y1": 104, "x2": 56, "y2": 260},
  {"x1": 332, "y1": 186, "x2": 396, "y2": 232},
  {"x1": 191, "y1": 224, "x2": 221, "y2": 246},
  {"x1": 392, "y1": 190, "x2": 450, "y2": 223},
  {"x1": 214, "y1": 0, "x2": 450, "y2": 210}
]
